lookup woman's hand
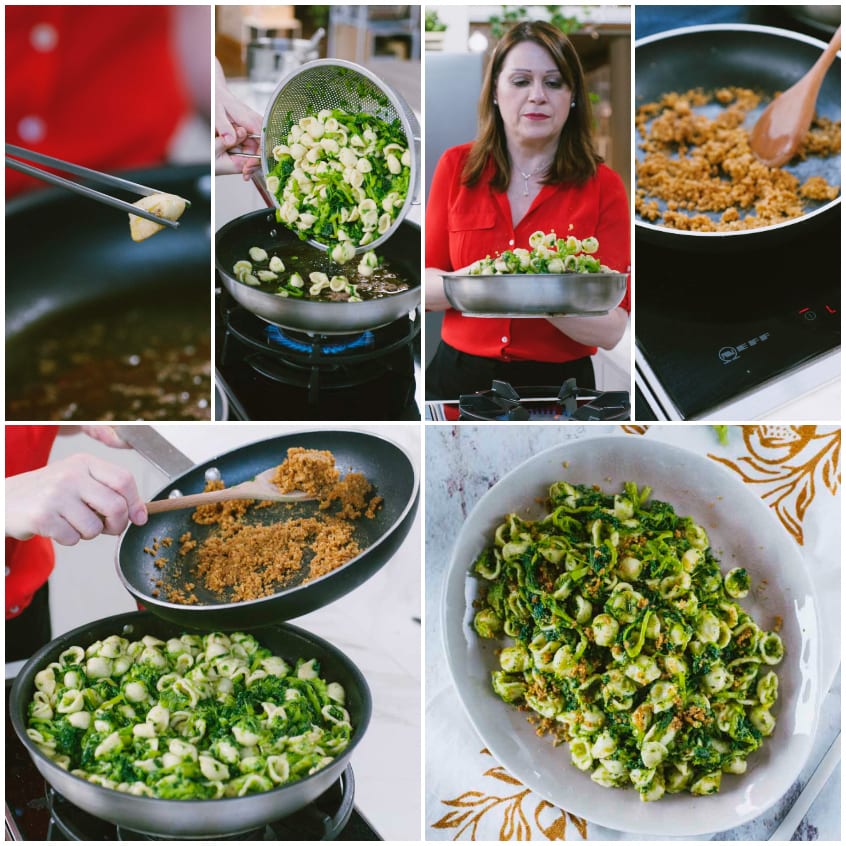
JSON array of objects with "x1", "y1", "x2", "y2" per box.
[
  {"x1": 57, "y1": 425, "x2": 132, "y2": 450},
  {"x1": 5, "y1": 455, "x2": 148, "y2": 546},
  {"x1": 80, "y1": 426, "x2": 131, "y2": 449},
  {"x1": 545, "y1": 307, "x2": 629, "y2": 350},
  {"x1": 424, "y1": 264, "x2": 478, "y2": 312},
  {"x1": 215, "y1": 59, "x2": 262, "y2": 179}
]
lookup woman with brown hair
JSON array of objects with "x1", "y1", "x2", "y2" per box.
[{"x1": 425, "y1": 21, "x2": 630, "y2": 400}]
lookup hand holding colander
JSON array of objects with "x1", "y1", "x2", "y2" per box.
[{"x1": 257, "y1": 59, "x2": 420, "y2": 255}]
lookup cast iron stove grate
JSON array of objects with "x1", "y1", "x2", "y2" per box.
[
  {"x1": 27, "y1": 770, "x2": 378, "y2": 841},
  {"x1": 458, "y1": 379, "x2": 630, "y2": 421},
  {"x1": 42, "y1": 769, "x2": 365, "y2": 841}
]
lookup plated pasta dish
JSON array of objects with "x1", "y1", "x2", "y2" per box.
[
  {"x1": 25, "y1": 631, "x2": 353, "y2": 799},
  {"x1": 471, "y1": 479, "x2": 783, "y2": 802}
]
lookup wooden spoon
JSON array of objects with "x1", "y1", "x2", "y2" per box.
[
  {"x1": 749, "y1": 25, "x2": 841, "y2": 168},
  {"x1": 146, "y1": 467, "x2": 318, "y2": 514}
]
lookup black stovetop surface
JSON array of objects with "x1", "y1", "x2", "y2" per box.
[{"x1": 635, "y1": 213, "x2": 840, "y2": 419}]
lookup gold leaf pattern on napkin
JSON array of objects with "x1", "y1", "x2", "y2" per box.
[
  {"x1": 708, "y1": 426, "x2": 840, "y2": 545},
  {"x1": 432, "y1": 750, "x2": 588, "y2": 841}
]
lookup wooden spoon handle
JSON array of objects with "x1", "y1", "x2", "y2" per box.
[
  {"x1": 146, "y1": 483, "x2": 314, "y2": 514},
  {"x1": 806, "y1": 26, "x2": 842, "y2": 83},
  {"x1": 823, "y1": 25, "x2": 841, "y2": 61},
  {"x1": 146, "y1": 485, "x2": 259, "y2": 514}
]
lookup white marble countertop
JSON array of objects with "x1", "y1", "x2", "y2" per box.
[
  {"x1": 42, "y1": 423, "x2": 422, "y2": 841},
  {"x1": 424, "y1": 423, "x2": 840, "y2": 840}
]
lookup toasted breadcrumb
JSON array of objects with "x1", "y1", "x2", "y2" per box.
[
  {"x1": 271, "y1": 447, "x2": 339, "y2": 495},
  {"x1": 156, "y1": 448, "x2": 381, "y2": 605},
  {"x1": 635, "y1": 87, "x2": 840, "y2": 231}
]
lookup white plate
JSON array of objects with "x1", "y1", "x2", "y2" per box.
[{"x1": 441, "y1": 436, "x2": 821, "y2": 836}]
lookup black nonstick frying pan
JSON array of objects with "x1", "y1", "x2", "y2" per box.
[
  {"x1": 10, "y1": 611, "x2": 371, "y2": 838},
  {"x1": 635, "y1": 24, "x2": 841, "y2": 251},
  {"x1": 115, "y1": 427, "x2": 419, "y2": 630},
  {"x1": 5, "y1": 165, "x2": 212, "y2": 420}
]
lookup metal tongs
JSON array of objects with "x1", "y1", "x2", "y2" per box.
[{"x1": 5, "y1": 144, "x2": 184, "y2": 229}]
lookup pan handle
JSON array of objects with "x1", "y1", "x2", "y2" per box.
[
  {"x1": 250, "y1": 171, "x2": 276, "y2": 209},
  {"x1": 113, "y1": 425, "x2": 195, "y2": 479}
]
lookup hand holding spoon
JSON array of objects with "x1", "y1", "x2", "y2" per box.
[
  {"x1": 146, "y1": 467, "x2": 317, "y2": 514},
  {"x1": 750, "y1": 25, "x2": 841, "y2": 168}
]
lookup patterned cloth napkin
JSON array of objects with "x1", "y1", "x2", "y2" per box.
[{"x1": 425, "y1": 425, "x2": 841, "y2": 840}]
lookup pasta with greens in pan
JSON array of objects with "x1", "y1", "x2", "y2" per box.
[
  {"x1": 26, "y1": 632, "x2": 352, "y2": 799},
  {"x1": 467, "y1": 230, "x2": 610, "y2": 276},
  {"x1": 472, "y1": 481, "x2": 783, "y2": 801}
]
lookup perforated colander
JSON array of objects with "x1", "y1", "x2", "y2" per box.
[{"x1": 260, "y1": 59, "x2": 420, "y2": 255}]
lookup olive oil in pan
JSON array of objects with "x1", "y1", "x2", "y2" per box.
[
  {"x1": 239, "y1": 244, "x2": 411, "y2": 302},
  {"x1": 6, "y1": 290, "x2": 210, "y2": 421}
]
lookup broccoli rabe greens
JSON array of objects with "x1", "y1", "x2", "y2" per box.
[
  {"x1": 712, "y1": 425, "x2": 731, "y2": 446},
  {"x1": 467, "y1": 230, "x2": 610, "y2": 276},
  {"x1": 26, "y1": 632, "x2": 352, "y2": 799},
  {"x1": 472, "y1": 481, "x2": 783, "y2": 802},
  {"x1": 268, "y1": 108, "x2": 411, "y2": 253}
]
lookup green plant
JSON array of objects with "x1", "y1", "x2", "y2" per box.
[
  {"x1": 489, "y1": 5, "x2": 583, "y2": 39},
  {"x1": 425, "y1": 10, "x2": 447, "y2": 32},
  {"x1": 308, "y1": 6, "x2": 330, "y2": 29}
]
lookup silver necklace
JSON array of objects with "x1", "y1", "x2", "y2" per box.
[{"x1": 515, "y1": 161, "x2": 551, "y2": 196}]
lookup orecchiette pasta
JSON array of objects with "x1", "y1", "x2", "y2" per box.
[
  {"x1": 472, "y1": 480, "x2": 783, "y2": 801},
  {"x1": 266, "y1": 108, "x2": 411, "y2": 250},
  {"x1": 467, "y1": 230, "x2": 610, "y2": 276},
  {"x1": 26, "y1": 632, "x2": 352, "y2": 800}
]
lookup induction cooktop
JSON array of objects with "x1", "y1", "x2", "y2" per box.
[{"x1": 635, "y1": 212, "x2": 840, "y2": 419}]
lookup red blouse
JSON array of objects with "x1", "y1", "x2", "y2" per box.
[
  {"x1": 426, "y1": 143, "x2": 631, "y2": 363},
  {"x1": 6, "y1": 7, "x2": 190, "y2": 198},
  {"x1": 5, "y1": 426, "x2": 59, "y2": 619}
]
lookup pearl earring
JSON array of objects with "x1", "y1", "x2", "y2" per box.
[{"x1": 570, "y1": 100, "x2": 576, "y2": 109}]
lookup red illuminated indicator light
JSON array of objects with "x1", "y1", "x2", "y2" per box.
[
  {"x1": 798, "y1": 307, "x2": 810, "y2": 313},
  {"x1": 825, "y1": 305, "x2": 837, "y2": 314}
]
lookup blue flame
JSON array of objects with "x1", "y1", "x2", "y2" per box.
[{"x1": 266, "y1": 326, "x2": 375, "y2": 355}]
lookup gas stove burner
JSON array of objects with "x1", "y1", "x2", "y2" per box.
[
  {"x1": 458, "y1": 378, "x2": 630, "y2": 421},
  {"x1": 215, "y1": 290, "x2": 419, "y2": 419},
  {"x1": 269, "y1": 765, "x2": 356, "y2": 840},
  {"x1": 43, "y1": 766, "x2": 357, "y2": 841},
  {"x1": 223, "y1": 304, "x2": 416, "y2": 367},
  {"x1": 266, "y1": 326, "x2": 376, "y2": 355}
]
